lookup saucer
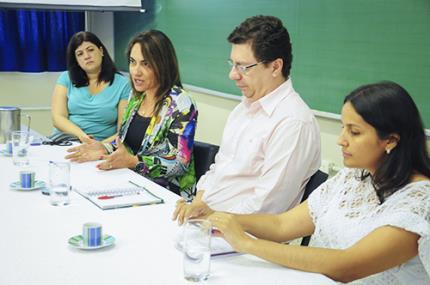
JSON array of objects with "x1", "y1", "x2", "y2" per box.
[
  {"x1": 0, "y1": 150, "x2": 12, "y2": 157},
  {"x1": 9, "y1": 180, "x2": 46, "y2": 191},
  {"x1": 68, "y1": 234, "x2": 115, "y2": 250}
]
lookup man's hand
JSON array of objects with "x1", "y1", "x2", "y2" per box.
[{"x1": 172, "y1": 199, "x2": 214, "y2": 225}]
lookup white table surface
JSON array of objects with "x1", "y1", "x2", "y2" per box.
[{"x1": 0, "y1": 144, "x2": 336, "y2": 285}]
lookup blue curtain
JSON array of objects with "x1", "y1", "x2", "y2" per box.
[{"x1": 0, "y1": 9, "x2": 84, "y2": 72}]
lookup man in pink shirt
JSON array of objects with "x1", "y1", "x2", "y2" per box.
[{"x1": 173, "y1": 15, "x2": 321, "y2": 224}]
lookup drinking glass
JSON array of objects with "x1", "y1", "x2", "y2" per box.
[
  {"x1": 183, "y1": 219, "x2": 211, "y2": 282},
  {"x1": 5, "y1": 131, "x2": 13, "y2": 155},
  {"x1": 49, "y1": 161, "x2": 70, "y2": 206},
  {"x1": 12, "y1": 131, "x2": 32, "y2": 166}
]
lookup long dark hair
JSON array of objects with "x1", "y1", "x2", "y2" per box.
[
  {"x1": 227, "y1": 15, "x2": 292, "y2": 78},
  {"x1": 66, "y1": 31, "x2": 118, "y2": 87},
  {"x1": 345, "y1": 81, "x2": 430, "y2": 202},
  {"x1": 126, "y1": 30, "x2": 182, "y2": 116}
]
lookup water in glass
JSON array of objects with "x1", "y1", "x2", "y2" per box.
[
  {"x1": 182, "y1": 219, "x2": 211, "y2": 282},
  {"x1": 12, "y1": 144, "x2": 29, "y2": 166},
  {"x1": 184, "y1": 247, "x2": 211, "y2": 281},
  {"x1": 11, "y1": 131, "x2": 32, "y2": 166},
  {"x1": 49, "y1": 161, "x2": 70, "y2": 206},
  {"x1": 50, "y1": 185, "x2": 70, "y2": 206}
]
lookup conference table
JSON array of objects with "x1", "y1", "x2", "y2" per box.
[{"x1": 0, "y1": 144, "x2": 336, "y2": 285}]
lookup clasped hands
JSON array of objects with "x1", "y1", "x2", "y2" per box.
[{"x1": 65, "y1": 137, "x2": 138, "y2": 170}]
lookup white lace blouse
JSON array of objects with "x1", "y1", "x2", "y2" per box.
[{"x1": 308, "y1": 168, "x2": 430, "y2": 284}]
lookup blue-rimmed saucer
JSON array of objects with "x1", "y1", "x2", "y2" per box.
[
  {"x1": 9, "y1": 180, "x2": 46, "y2": 191},
  {"x1": 0, "y1": 150, "x2": 12, "y2": 157},
  {"x1": 68, "y1": 234, "x2": 115, "y2": 250}
]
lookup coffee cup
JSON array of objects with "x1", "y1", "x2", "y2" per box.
[
  {"x1": 83, "y1": 223, "x2": 102, "y2": 247},
  {"x1": 5, "y1": 139, "x2": 13, "y2": 155},
  {"x1": 19, "y1": 170, "x2": 35, "y2": 189}
]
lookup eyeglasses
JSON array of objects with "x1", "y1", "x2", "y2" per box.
[{"x1": 227, "y1": 59, "x2": 265, "y2": 75}]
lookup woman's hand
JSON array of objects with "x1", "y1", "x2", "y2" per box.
[
  {"x1": 78, "y1": 134, "x2": 95, "y2": 142},
  {"x1": 65, "y1": 137, "x2": 106, "y2": 163},
  {"x1": 96, "y1": 137, "x2": 138, "y2": 170},
  {"x1": 208, "y1": 212, "x2": 252, "y2": 253}
]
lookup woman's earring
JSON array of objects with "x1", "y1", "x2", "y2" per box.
[{"x1": 386, "y1": 148, "x2": 391, "y2": 154}]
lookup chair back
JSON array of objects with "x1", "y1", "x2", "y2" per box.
[
  {"x1": 301, "y1": 170, "x2": 329, "y2": 203},
  {"x1": 193, "y1": 141, "x2": 219, "y2": 183},
  {"x1": 300, "y1": 169, "x2": 328, "y2": 246}
]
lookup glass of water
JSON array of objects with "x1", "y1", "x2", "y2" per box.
[
  {"x1": 12, "y1": 131, "x2": 32, "y2": 166},
  {"x1": 183, "y1": 219, "x2": 212, "y2": 282},
  {"x1": 49, "y1": 161, "x2": 70, "y2": 206}
]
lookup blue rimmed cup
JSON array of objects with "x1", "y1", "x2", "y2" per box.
[
  {"x1": 5, "y1": 139, "x2": 13, "y2": 155},
  {"x1": 83, "y1": 223, "x2": 102, "y2": 247},
  {"x1": 19, "y1": 170, "x2": 35, "y2": 189}
]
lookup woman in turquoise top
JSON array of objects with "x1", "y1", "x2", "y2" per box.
[
  {"x1": 66, "y1": 30, "x2": 198, "y2": 197},
  {"x1": 51, "y1": 31, "x2": 131, "y2": 142}
]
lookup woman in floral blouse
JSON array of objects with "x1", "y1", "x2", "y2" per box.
[{"x1": 66, "y1": 30, "x2": 198, "y2": 197}]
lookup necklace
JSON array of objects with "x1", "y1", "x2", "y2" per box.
[{"x1": 138, "y1": 99, "x2": 155, "y2": 117}]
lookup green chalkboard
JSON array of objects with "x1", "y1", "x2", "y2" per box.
[{"x1": 114, "y1": 0, "x2": 430, "y2": 128}]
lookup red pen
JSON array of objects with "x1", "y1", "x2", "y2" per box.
[{"x1": 98, "y1": 194, "x2": 123, "y2": 200}]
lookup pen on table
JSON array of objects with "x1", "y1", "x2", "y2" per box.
[
  {"x1": 97, "y1": 190, "x2": 141, "y2": 200},
  {"x1": 98, "y1": 194, "x2": 123, "y2": 200}
]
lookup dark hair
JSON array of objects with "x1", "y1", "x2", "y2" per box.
[
  {"x1": 66, "y1": 31, "x2": 118, "y2": 87},
  {"x1": 345, "y1": 81, "x2": 430, "y2": 202},
  {"x1": 126, "y1": 30, "x2": 182, "y2": 116},
  {"x1": 227, "y1": 15, "x2": 293, "y2": 78}
]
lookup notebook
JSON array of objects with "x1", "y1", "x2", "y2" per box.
[{"x1": 75, "y1": 181, "x2": 164, "y2": 210}]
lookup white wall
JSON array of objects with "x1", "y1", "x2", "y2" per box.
[
  {"x1": 0, "y1": 72, "x2": 59, "y2": 136},
  {"x1": 86, "y1": 12, "x2": 115, "y2": 59}
]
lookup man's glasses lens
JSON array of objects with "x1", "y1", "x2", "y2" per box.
[{"x1": 227, "y1": 60, "x2": 263, "y2": 74}]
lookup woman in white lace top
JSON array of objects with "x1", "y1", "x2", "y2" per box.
[{"x1": 208, "y1": 81, "x2": 430, "y2": 284}]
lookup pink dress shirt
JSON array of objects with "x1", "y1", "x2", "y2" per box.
[{"x1": 198, "y1": 79, "x2": 321, "y2": 214}]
